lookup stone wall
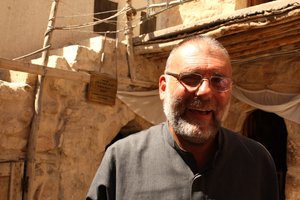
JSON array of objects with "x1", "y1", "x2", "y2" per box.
[
  {"x1": 155, "y1": 0, "x2": 236, "y2": 31},
  {"x1": 223, "y1": 51, "x2": 300, "y2": 199},
  {"x1": 31, "y1": 75, "x2": 136, "y2": 199},
  {"x1": 0, "y1": 34, "x2": 299, "y2": 200},
  {"x1": 0, "y1": 81, "x2": 34, "y2": 161},
  {"x1": 0, "y1": 36, "x2": 162, "y2": 199}
]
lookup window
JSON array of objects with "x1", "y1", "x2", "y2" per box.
[
  {"x1": 140, "y1": 11, "x2": 156, "y2": 35},
  {"x1": 94, "y1": 0, "x2": 118, "y2": 38}
]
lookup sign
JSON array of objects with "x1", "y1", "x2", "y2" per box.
[{"x1": 87, "y1": 72, "x2": 117, "y2": 105}]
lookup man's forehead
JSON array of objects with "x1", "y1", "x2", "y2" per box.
[
  {"x1": 169, "y1": 42, "x2": 232, "y2": 74},
  {"x1": 175, "y1": 43, "x2": 227, "y2": 62},
  {"x1": 178, "y1": 42, "x2": 222, "y2": 56}
]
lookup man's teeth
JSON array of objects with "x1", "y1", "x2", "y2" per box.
[
  {"x1": 190, "y1": 107, "x2": 211, "y2": 111},
  {"x1": 189, "y1": 108, "x2": 212, "y2": 114}
]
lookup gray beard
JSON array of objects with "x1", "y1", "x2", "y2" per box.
[{"x1": 163, "y1": 91, "x2": 221, "y2": 144}]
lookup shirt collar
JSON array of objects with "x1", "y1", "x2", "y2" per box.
[{"x1": 163, "y1": 122, "x2": 224, "y2": 174}]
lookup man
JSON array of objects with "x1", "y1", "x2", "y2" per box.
[{"x1": 86, "y1": 36, "x2": 279, "y2": 200}]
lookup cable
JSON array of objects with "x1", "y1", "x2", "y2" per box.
[
  {"x1": 135, "y1": 0, "x2": 194, "y2": 12},
  {"x1": 55, "y1": 7, "x2": 129, "y2": 30},
  {"x1": 56, "y1": 9, "x2": 120, "y2": 18},
  {"x1": 12, "y1": 45, "x2": 51, "y2": 61},
  {"x1": 55, "y1": 0, "x2": 194, "y2": 31}
]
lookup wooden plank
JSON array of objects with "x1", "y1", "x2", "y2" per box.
[
  {"x1": 219, "y1": 18, "x2": 300, "y2": 51},
  {"x1": 229, "y1": 34, "x2": 300, "y2": 59},
  {"x1": 9, "y1": 162, "x2": 24, "y2": 200},
  {"x1": 134, "y1": 12, "x2": 300, "y2": 55},
  {"x1": 0, "y1": 162, "x2": 24, "y2": 200},
  {"x1": 0, "y1": 58, "x2": 90, "y2": 83},
  {"x1": 0, "y1": 163, "x2": 10, "y2": 176},
  {"x1": 134, "y1": 14, "x2": 300, "y2": 61},
  {"x1": 133, "y1": 0, "x2": 300, "y2": 44},
  {"x1": 0, "y1": 176, "x2": 9, "y2": 200},
  {"x1": 0, "y1": 58, "x2": 157, "y2": 88}
]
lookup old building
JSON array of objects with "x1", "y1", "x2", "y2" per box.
[{"x1": 0, "y1": 0, "x2": 299, "y2": 199}]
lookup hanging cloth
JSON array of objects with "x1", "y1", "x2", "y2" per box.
[
  {"x1": 117, "y1": 90, "x2": 165, "y2": 124},
  {"x1": 232, "y1": 85, "x2": 300, "y2": 124}
]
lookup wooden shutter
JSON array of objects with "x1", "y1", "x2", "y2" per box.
[
  {"x1": 94, "y1": 0, "x2": 118, "y2": 38},
  {"x1": 140, "y1": 11, "x2": 157, "y2": 35},
  {"x1": 0, "y1": 161, "x2": 24, "y2": 200}
]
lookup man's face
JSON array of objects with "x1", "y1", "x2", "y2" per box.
[{"x1": 159, "y1": 43, "x2": 232, "y2": 144}]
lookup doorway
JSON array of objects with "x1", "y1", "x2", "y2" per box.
[{"x1": 242, "y1": 109, "x2": 287, "y2": 200}]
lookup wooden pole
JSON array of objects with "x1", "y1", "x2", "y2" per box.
[
  {"x1": 24, "y1": 1, "x2": 59, "y2": 199},
  {"x1": 124, "y1": 0, "x2": 136, "y2": 80}
]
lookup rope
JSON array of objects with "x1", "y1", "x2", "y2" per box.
[
  {"x1": 12, "y1": 45, "x2": 51, "y2": 61},
  {"x1": 12, "y1": 0, "x2": 196, "y2": 60},
  {"x1": 56, "y1": 9, "x2": 120, "y2": 18},
  {"x1": 55, "y1": 7, "x2": 129, "y2": 30}
]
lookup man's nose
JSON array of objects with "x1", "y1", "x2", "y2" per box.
[{"x1": 195, "y1": 79, "x2": 213, "y2": 96}]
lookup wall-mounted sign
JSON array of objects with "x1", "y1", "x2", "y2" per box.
[{"x1": 87, "y1": 72, "x2": 117, "y2": 105}]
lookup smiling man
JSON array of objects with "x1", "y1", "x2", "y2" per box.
[{"x1": 86, "y1": 36, "x2": 279, "y2": 200}]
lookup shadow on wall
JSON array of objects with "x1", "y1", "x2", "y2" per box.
[
  {"x1": 242, "y1": 109, "x2": 287, "y2": 200},
  {"x1": 0, "y1": 69, "x2": 11, "y2": 82}
]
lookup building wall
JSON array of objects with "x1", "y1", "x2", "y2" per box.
[
  {"x1": 0, "y1": 0, "x2": 96, "y2": 60},
  {"x1": 0, "y1": 0, "x2": 236, "y2": 59},
  {"x1": 1, "y1": 34, "x2": 299, "y2": 199},
  {"x1": 116, "y1": 0, "x2": 236, "y2": 41},
  {"x1": 0, "y1": 0, "x2": 299, "y2": 199},
  {"x1": 0, "y1": 35, "x2": 163, "y2": 199},
  {"x1": 224, "y1": 52, "x2": 300, "y2": 199}
]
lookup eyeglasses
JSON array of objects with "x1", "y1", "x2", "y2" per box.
[{"x1": 165, "y1": 71, "x2": 232, "y2": 92}]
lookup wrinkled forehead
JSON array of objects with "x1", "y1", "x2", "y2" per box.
[
  {"x1": 179, "y1": 42, "x2": 230, "y2": 60},
  {"x1": 170, "y1": 42, "x2": 232, "y2": 73}
]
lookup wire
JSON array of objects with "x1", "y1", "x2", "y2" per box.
[
  {"x1": 56, "y1": 9, "x2": 120, "y2": 18},
  {"x1": 12, "y1": 45, "x2": 51, "y2": 61},
  {"x1": 55, "y1": 7, "x2": 129, "y2": 30},
  {"x1": 54, "y1": 0, "x2": 194, "y2": 31},
  {"x1": 135, "y1": 0, "x2": 194, "y2": 12}
]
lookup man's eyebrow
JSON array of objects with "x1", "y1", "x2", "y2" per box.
[{"x1": 212, "y1": 72, "x2": 226, "y2": 77}]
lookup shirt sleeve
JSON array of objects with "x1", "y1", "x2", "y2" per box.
[{"x1": 86, "y1": 147, "x2": 116, "y2": 200}]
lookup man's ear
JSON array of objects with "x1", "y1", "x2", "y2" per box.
[{"x1": 159, "y1": 75, "x2": 166, "y2": 100}]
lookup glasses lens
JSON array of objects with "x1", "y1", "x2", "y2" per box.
[
  {"x1": 211, "y1": 76, "x2": 231, "y2": 91},
  {"x1": 180, "y1": 73, "x2": 202, "y2": 87}
]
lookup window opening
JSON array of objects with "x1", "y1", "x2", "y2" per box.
[
  {"x1": 140, "y1": 11, "x2": 157, "y2": 35},
  {"x1": 248, "y1": 0, "x2": 274, "y2": 6},
  {"x1": 94, "y1": 0, "x2": 118, "y2": 38}
]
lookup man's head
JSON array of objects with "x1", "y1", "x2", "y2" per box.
[{"x1": 159, "y1": 36, "x2": 232, "y2": 144}]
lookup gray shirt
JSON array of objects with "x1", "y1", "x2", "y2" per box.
[{"x1": 87, "y1": 122, "x2": 279, "y2": 200}]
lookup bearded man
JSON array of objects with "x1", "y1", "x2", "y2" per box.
[{"x1": 86, "y1": 36, "x2": 279, "y2": 200}]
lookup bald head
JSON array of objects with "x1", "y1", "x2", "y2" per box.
[{"x1": 165, "y1": 36, "x2": 231, "y2": 72}]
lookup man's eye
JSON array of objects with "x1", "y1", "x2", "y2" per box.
[
  {"x1": 211, "y1": 77, "x2": 223, "y2": 84},
  {"x1": 180, "y1": 74, "x2": 201, "y2": 86},
  {"x1": 211, "y1": 77, "x2": 230, "y2": 88}
]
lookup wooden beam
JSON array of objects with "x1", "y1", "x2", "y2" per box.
[
  {"x1": 133, "y1": 0, "x2": 300, "y2": 45},
  {"x1": 133, "y1": 0, "x2": 300, "y2": 60},
  {"x1": 25, "y1": 1, "x2": 59, "y2": 198},
  {"x1": 0, "y1": 58, "x2": 157, "y2": 88},
  {"x1": 0, "y1": 58, "x2": 90, "y2": 83}
]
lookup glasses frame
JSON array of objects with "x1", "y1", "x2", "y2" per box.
[{"x1": 165, "y1": 71, "x2": 232, "y2": 92}]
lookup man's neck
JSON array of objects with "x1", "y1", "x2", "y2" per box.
[{"x1": 170, "y1": 127, "x2": 218, "y2": 171}]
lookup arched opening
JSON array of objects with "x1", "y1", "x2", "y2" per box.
[
  {"x1": 242, "y1": 109, "x2": 287, "y2": 200},
  {"x1": 106, "y1": 115, "x2": 153, "y2": 149}
]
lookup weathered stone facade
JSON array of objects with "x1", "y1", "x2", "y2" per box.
[{"x1": 0, "y1": 0, "x2": 299, "y2": 199}]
